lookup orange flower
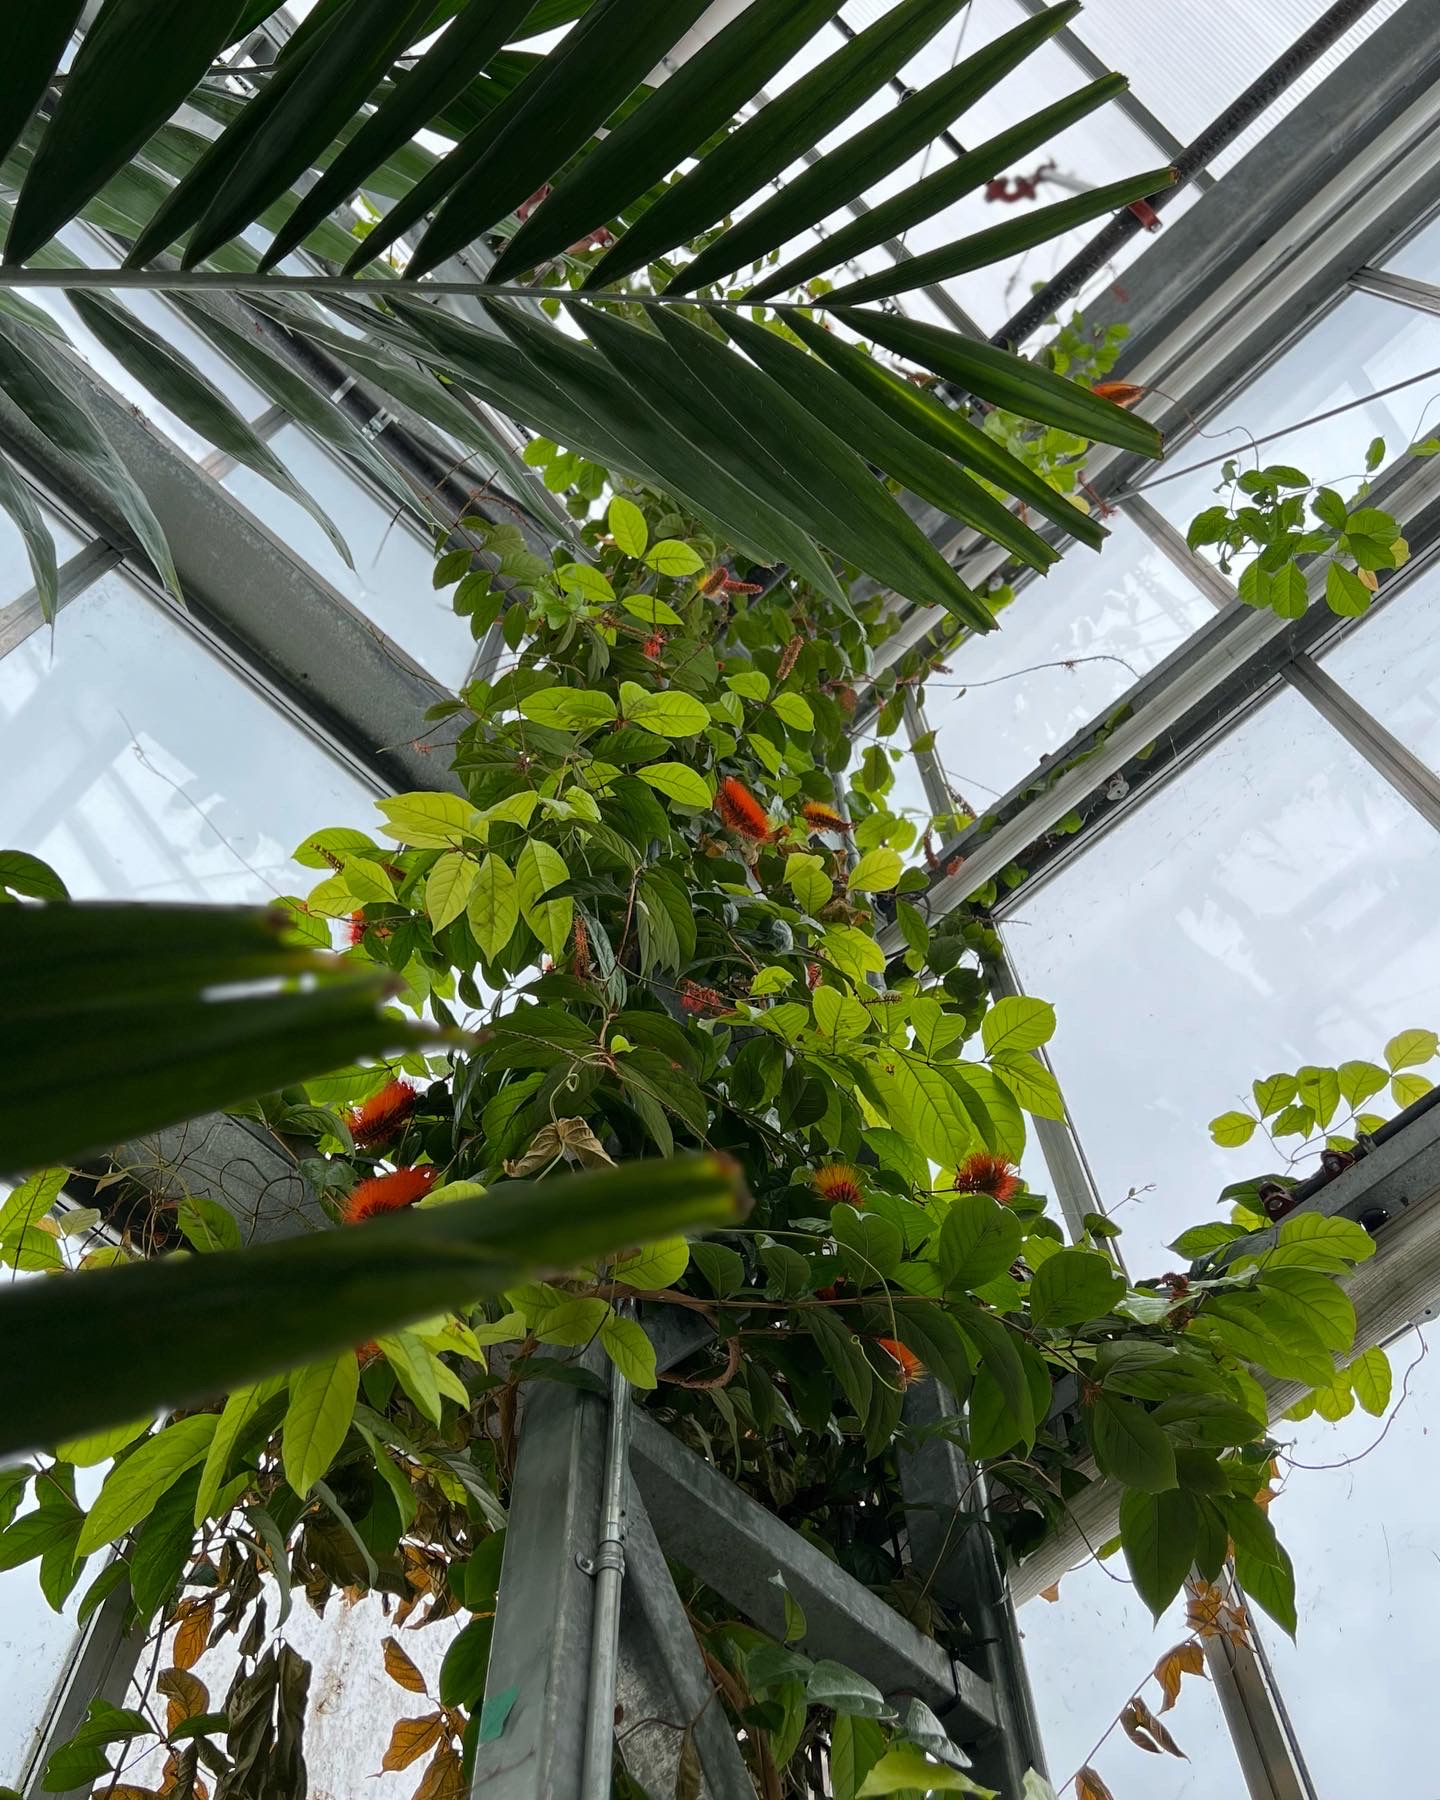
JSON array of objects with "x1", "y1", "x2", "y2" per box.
[
  {"x1": 345, "y1": 1079, "x2": 418, "y2": 1149},
  {"x1": 345, "y1": 910, "x2": 366, "y2": 946},
  {"x1": 812, "y1": 1163, "x2": 864, "y2": 1209},
  {"x1": 875, "y1": 1338, "x2": 923, "y2": 1387},
  {"x1": 1091, "y1": 379, "x2": 1146, "y2": 408},
  {"x1": 954, "y1": 1151, "x2": 1021, "y2": 1204},
  {"x1": 716, "y1": 777, "x2": 772, "y2": 843},
  {"x1": 343, "y1": 1166, "x2": 437, "y2": 1225},
  {"x1": 641, "y1": 630, "x2": 666, "y2": 660},
  {"x1": 801, "y1": 801, "x2": 852, "y2": 836}
]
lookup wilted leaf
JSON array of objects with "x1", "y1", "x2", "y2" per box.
[
  {"x1": 1075, "y1": 1768, "x2": 1115, "y2": 1800},
  {"x1": 172, "y1": 1595, "x2": 215, "y2": 1672},
  {"x1": 414, "y1": 1742, "x2": 466, "y2": 1799},
  {"x1": 1037, "y1": 1581, "x2": 1061, "y2": 1603},
  {"x1": 157, "y1": 1667, "x2": 208, "y2": 1732},
  {"x1": 382, "y1": 1634, "x2": 427, "y2": 1694},
  {"x1": 1121, "y1": 1695, "x2": 1184, "y2": 1758},
  {"x1": 1153, "y1": 1639, "x2": 1205, "y2": 1712},
  {"x1": 504, "y1": 1118, "x2": 616, "y2": 1177},
  {"x1": 380, "y1": 1712, "x2": 446, "y2": 1773},
  {"x1": 675, "y1": 1725, "x2": 702, "y2": 1800}
]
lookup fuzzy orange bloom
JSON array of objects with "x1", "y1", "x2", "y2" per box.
[
  {"x1": 343, "y1": 1165, "x2": 437, "y2": 1225},
  {"x1": 875, "y1": 1338, "x2": 924, "y2": 1387},
  {"x1": 680, "y1": 979, "x2": 728, "y2": 1018},
  {"x1": 345, "y1": 910, "x2": 366, "y2": 946},
  {"x1": 776, "y1": 634, "x2": 804, "y2": 680},
  {"x1": 812, "y1": 1163, "x2": 864, "y2": 1209},
  {"x1": 722, "y1": 575, "x2": 764, "y2": 595},
  {"x1": 716, "y1": 777, "x2": 772, "y2": 843},
  {"x1": 954, "y1": 1151, "x2": 1021, "y2": 1204},
  {"x1": 801, "y1": 801, "x2": 852, "y2": 836},
  {"x1": 345, "y1": 1079, "x2": 418, "y2": 1150},
  {"x1": 700, "y1": 567, "x2": 729, "y2": 597}
]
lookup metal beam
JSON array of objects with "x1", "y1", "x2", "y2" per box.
[
  {"x1": 0, "y1": 540, "x2": 121, "y2": 657},
  {"x1": 1283, "y1": 654, "x2": 1440, "y2": 832},
  {"x1": 629, "y1": 1410, "x2": 998, "y2": 1742}
]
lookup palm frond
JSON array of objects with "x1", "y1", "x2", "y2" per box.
[{"x1": 0, "y1": 0, "x2": 1169, "y2": 626}]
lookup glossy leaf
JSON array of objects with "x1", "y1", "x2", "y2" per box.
[
  {"x1": 282, "y1": 1350, "x2": 359, "y2": 1498},
  {"x1": 1119, "y1": 1487, "x2": 1197, "y2": 1617}
]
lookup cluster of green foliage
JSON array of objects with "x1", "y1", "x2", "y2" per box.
[{"x1": 0, "y1": 456, "x2": 1388, "y2": 1799}]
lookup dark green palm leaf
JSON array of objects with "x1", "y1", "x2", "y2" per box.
[
  {"x1": 717, "y1": 309, "x2": 1055, "y2": 583},
  {"x1": 788, "y1": 312, "x2": 1109, "y2": 550},
  {"x1": 408, "y1": 0, "x2": 713, "y2": 280},
  {"x1": 0, "y1": 2, "x2": 86, "y2": 172},
  {"x1": 835, "y1": 305, "x2": 1165, "y2": 459},
  {"x1": 182, "y1": 0, "x2": 437, "y2": 268},
  {"x1": 5, "y1": 0, "x2": 250, "y2": 268},
  {"x1": 750, "y1": 73, "x2": 1131, "y2": 302},
  {"x1": 674, "y1": 0, "x2": 1082, "y2": 297},
  {"x1": 0, "y1": 449, "x2": 59, "y2": 621},
  {"x1": 490, "y1": 0, "x2": 845, "y2": 283},
  {"x1": 828, "y1": 168, "x2": 1177, "y2": 305},
  {"x1": 260, "y1": 0, "x2": 541, "y2": 272},
  {"x1": 586, "y1": 0, "x2": 971, "y2": 293},
  {"x1": 0, "y1": 1153, "x2": 745, "y2": 1455},
  {"x1": 0, "y1": 313, "x2": 182, "y2": 599}
]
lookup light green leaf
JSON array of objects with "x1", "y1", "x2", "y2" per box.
[
  {"x1": 638, "y1": 763, "x2": 712, "y2": 808},
  {"x1": 608, "y1": 495, "x2": 649, "y2": 558},
  {"x1": 813, "y1": 985, "x2": 871, "y2": 1046},
  {"x1": 847, "y1": 848, "x2": 901, "y2": 893},
  {"x1": 888, "y1": 1056, "x2": 977, "y2": 1167},
  {"x1": 1337, "y1": 1060, "x2": 1388, "y2": 1107},
  {"x1": 78, "y1": 1416, "x2": 219, "y2": 1555},
  {"x1": 515, "y1": 839, "x2": 572, "y2": 960},
  {"x1": 622, "y1": 592, "x2": 683, "y2": 627},
  {"x1": 1347, "y1": 1345, "x2": 1392, "y2": 1416},
  {"x1": 823, "y1": 925, "x2": 887, "y2": 986},
  {"x1": 726, "y1": 671, "x2": 770, "y2": 702},
  {"x1": 194, "y1": 1375, "x2": 285, "y2": 1526},
  {"x1": 376, "y1": 1329, "x2": 444, "y2": 1426},
  {"x1": 786, "y1": 853, "x2": 834, "y2": 914},
  {"x1": 378, "y1": 791, "x2": 484, "y2": 849},
  {"x1": 857, "y1": 1746, "x2": 988, "y2": 1794},
  {"x1": 621, "y1": 685, "x2": 711, "y2": 738},
  {"x1": 281, "y1": 1351, "x2": 359, "y2": 1500},
  {"x1": 1392, "y1": 1071, "x2": 1433, "y2": 1106},
  {"x1": 600, "y1": 1313, "x2": 657, "y2": 1388},
  {"x1": 612, "y1": 1238, "x2": 690, "y2": 1290},
  {"x1": 55, "y1": 1416, "x2": 152, "y2": 1469},
  {"x1": 1252, "y1": 1073, "x2": 1297, "y2": 1116},
  {"x1": 990, "y1": 1052, "x2": 1065, "y2": 1121},
  {"x1": 530, "y1": 1286, "x2": 612, "y2": 1346},
  {"x1": 771, "y1": 692, "x2": 814, "y2": 733},
  {"x1": 1029, "y1": 1248, "x2": 1125, "y2": 1327},
  {"x1": 1386, "y1": 1027, "x2": 1439, "y2": 1071},
  {"x1": 467, "y1": 854, "x2": 520, "y2": 961},
  {"x1": 1295, "y1": 1065, "x2": 1340, "y2": 1127},
  {"x1": 937, "y1": 1193, "x2": 1021, "y2": 1288},
  {"x1": 1209, "y1": 1111, "x2": 1257, "y2": 1148},
  {"x1": 519, "y1": 687, "x2": 618, "y2": 731},
  {"x1": 482, "y1": 791, "x2": 540, "y2": 829},
  {"x1": 644, "y1": 539, "x2": 705, "y2": 577},
  {"x1": 425, "y1": 851, "x2": 478, "y2": 933},
  {"x1": 981, "y1": 996, "x2": 1055, "y2": 1055},
  {"x1": 556, "y1": 562, "x2": 615, "y2": 604}
]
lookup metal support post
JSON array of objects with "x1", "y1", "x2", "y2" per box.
[
  {"x1": 579, "y1": 1342, "x2": 633, "y2": 1799},
  {"x1": 897, "y1": 1381, "x2": 1047, "y2": 1796},
  {"x1": 1198, "y1": 1574, "x2": 1313, "y2": 1800}
]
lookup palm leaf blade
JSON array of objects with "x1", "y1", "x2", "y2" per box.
[
  {"x1": 491, "y1": 0, "x2": 844, "y2": 282},
  {"x1": 676, "y1": 0, "x2": 1082, "y2": 297},
  {"x1": 0, "y1": 3, "x2": 86, "y2": 172},
  {"x1": 0, "y1": 447, "x2": 59, "y2": 621}
]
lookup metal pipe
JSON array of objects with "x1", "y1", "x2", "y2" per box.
[
  {"x1": 579, "y1": 1332, "x2": 633, "y2": 1798},
  {"x1": 991, "y1": 0, "x2": 1386, "y2": 350}
]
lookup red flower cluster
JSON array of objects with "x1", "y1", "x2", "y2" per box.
[
  {"x1": 345, "y1": 910, "x2": 366, "y2": 946},
  {"x1": 954, "y1": 1151, "x2": 1021, "y2": 1204},
  {"x1": 343, "y1": 1166, "x2": 437, "y2": 1225},
  {"x1": 716, "y1": 777, "x2": 772, "y2": 843},
  {"x1": 345, "y1": 1079, "x2": 418, "y2": 1149},
  {"x1": 679, "y1": 980, "x2": 728, "y2": 1018}
]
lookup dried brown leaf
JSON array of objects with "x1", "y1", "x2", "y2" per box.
[
  {"x1": 383, "y1": 1634, "x2": 428, "y2": 1694},
  {"x1": 381, "y1": 1712, "x2": 447, "y2": 1773},
  {"x1": 675, "y1": 1726, "x2": 702, "y2": 1800},
  {"x1": 1119, "y1": 1700, "x2": 1161, "y2": 1754},
  {"x1": 156, "y1": 1667, "x2": 209, "y2": 1732},
  {"x1": 1038, "y1": 1581, "x2": 1062, "y2": 1603},
  {"x1": 413, "y1": 1742, "x2": 466, "y2": 1800},
  {"x1": 1076, "y1": 1767, "x2": 1115, "y2": 1800},
  {"x1": 1185, "y1": 1581, "x2": 1227, "y2": 1637},
  {"x1": 504, "y1": 1117, "x2": 616, "y2": 1177},
  {"x1": 104, "y1": 1789, "x2": 159, "y2": 1798},
  {"x1": 1128, "y1": 1695, "x2": 1185, "y2": 1758},
  {"x1": 1153, "y1": 1639, "x2": 1206, "y2": 1712},
  {"x1": 173, "y1": 1595, "x2": 216, "y2": 1672}
]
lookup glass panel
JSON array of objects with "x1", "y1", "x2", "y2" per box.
[
  {"x1": 1020, "y1": 1558, "x2": 1245, "y2": 1798},
  {"x1": 0, "y1": 500, "x2": 87, "y2": 608},
  {"x1": 222, "y1": 426, "x2": 479, "y2": 687},
  {"x1": 1321, "y1": 560, "x2": 1440, "y2": 777},
  {"x1": 1256, "y1": 1322, "x2": 1438, "y2": 1792},
  {"x1": 929, "y1": 511, "x2": 1215, "y2": 807},
  {"x1": 1144, "y1": 291, "x2": 1440, "y2": 536},
  {"x1": 1381, "y1": 203, "x2": 1440, "y2": 280},
  {"x1": 0, "y1": 567, "x2": 376, "y2": 904},
  {"x1": 1004, "y1": 683, "x2": 1440, "y2": 1273}
]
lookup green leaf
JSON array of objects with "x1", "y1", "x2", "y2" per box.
[
  {"x1": 282, "y1": 1350, "x2": 359, "y2": 1499},
  {"x1": 813, "y1": 986, "x2": 871, "y2": 1047},
  {"x1": 1252, "y1": 1073, "x2": 1297, "y2": 1116},
  {"x1": 937, "y1": 1194, "x2": 1021, "y2": 1288},
  {"x1": 77, "y1": 1416, "x2": 219, "y2": 1556},
  {"x1": 981, "y1": 996, "x2": 1056, "y2": 1056},
  {"x1": 55, "y1": 1415, "x2": 152, "y2": 1470},
  {"x1": 1119, "y1": 1487, "x2": 1197, "y2": 1617},
  {"x1": 990, "y1": 1052, "x2": 1065, "y2": 1121},
  {"x1": 637, "y1": 763, "x2": 711, "y2": 808},
  {"x1": 1295, "y1": 1064, "x2": 1340, "y2": 1127},
  {"x1": 831, "y1": 1713, "x2": 889, "y2": 1800},
  {"x1": 378, "y1": 791, "x2": 484, "y2": 848},
  {"x1": 612, "y1": 1238, "x2": 689, "y2": 1290},
  {"x1": 177, "y1": 1195, "x2": 242, "y2": 1256},
  {"x1": 0, "y1": 450, "x2": 59, "y2": 622},
  {"x1": 439, "y1": 1613, "x2": 494, "y2": 1708},
  {"x1": 621, "y1": 683, "x2": 711, "y2": 738},
  {"x1": 194, "y1": 1375, "x2": 285, "y2": 1526},
  {"x1": 1325, "y1": 561, "x2": 1372, "y2": 616},
  {"x1": 785, "y1": 853, "x2": 834, "y2": 915},
  {"x1": 608, "y1": 495, "x2": 649, "y2": 558},
  {"x1": 426, "y1": 851, "x2": 478, "y2": 933},
  {"x1": 467, "y1": 854, "x2": 520, "y2": 962},
  {"x1": 519, "y1": 686, "x2": 618, "y2": 730},
  {"x1": 5, "y1": 0, "x2": 251, "y2": 265},
  {"x1": 771, "y1": 692, "x2": 815, "y2": 733},
  {"x1": 1088, "y1": 1395, "x2": 1176, "y2": 1492},
  {"x1": 0, "y1": 1155, "x2": 744, "y2": 1457},
  {"x1": 803, "y1": 1306, "x2": 873, "y2": 1425},
  {"x1": 1274, "y1": 1211, "x2": 1376, "y2": 1265},
  {"x1": 1392, "y1": 1070, "x2": 1433, "y2": 1106},
  {"x1": 1347, "y1": 1345, "x2": 1392, "y2": 1416},
  {"x1": 1386, "y1": 1027, "x2": 1439, "y2": 1070},
  {"x1": 805, "y1": 1660, "x2": 892, "y2": 1720},
  {"x1": 1255, "y1": 1267, "x2": 1355, "y2": 1353},
  {"x1": 600, "y1": 1313, "x2": 657, "y2": 1388},
  {"x1": 1209, "y1": 1110, "x2": 1257, "y2": 1147},
  {"x1": 556, "y1": 561, "x2": 616, "y2": 604},
  {"x1": 1029, "y1": 1248, "x2": 1124, "y2": 1327},
  {"x1": 847, "y1": 848, "x2": 902, "y2": 893},
  {"x1": 644, "y1": 539, "x2": 706, "y2": 577},
  {"x1": 515, "y1": 838, "x2": 572, "y2": 961},
  {"x1": 857, "y1": 1746, "x2": 988, "y2": 1794},
  {"x1": 1336, "y1": 1060, "x2": 1388, "y2": 1107},
  {"x1": 887, "y1": 1055, "x2": 978, "y2": 1167}
]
